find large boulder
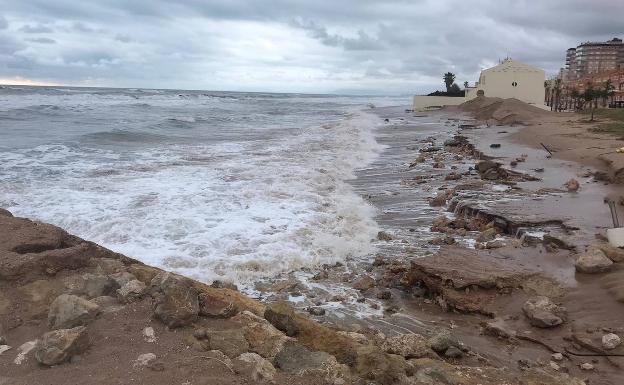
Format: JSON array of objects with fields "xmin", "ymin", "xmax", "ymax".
[
  {"xmin": 234, "ymin": 311, "xmax": 290, "ymax": 359},
  {"xmin": 378, "ymin": 333, "xmax": 433, "ymax": 359},
  {"xmin": 35, "ymin": 326, "xmax": 89, "ymax": 366},
  {"xmin": 598, "ymin": 244, "xmax": 624, "ymax": 263},
  {"xmin": 274, "ymin": 340, "xmax": 351, "ymax": 384},
  {"xmin": 274, "ymin": 340, "xmax": 336, "ymax": 374},
  {"xmin": 206, "ymin": 329, "xmax": 250, "ymax": 358},
  {"xmin": 198, "ymin": 292, "xmax": 238, "ymax": 318},
  {"xmin": 352, "ymin": 275, "xmax": 376, "ymax": 291},
  {"xmin": 522, "ymin": 296, "xmax": 567, "ymax": 328},
  {"xmin": 151, "ymin": 272, "xmax": 199, "ymax": 328},
  {"xmin": 264, "ymin": 302, "xmax": 299, "ymax": 337},
  {"xmin": 64, "ymin": 273, "xmax": 119, "ymax": 299},
  {"xmin": 575, "ymin": 248, "xmax": 613, "ymax": 274},
  {"xmin": 48, "ymin": 294, "xmax": 100, "ymax": 330},
  {"xmin": 116, "ymin": 280, "xmax": 146, "ymax": 303},
  {"xmin": 428, "ymin": 330, "xmax": 462, "ymax": 354},
  {"xmin": 233, "ymin": 352, "xmax": 276, "ymax": 382}
]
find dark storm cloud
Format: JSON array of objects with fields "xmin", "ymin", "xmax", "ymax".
[{"xmin": 0, "ymin": 0, "xmax": 622, "ymax": 93}]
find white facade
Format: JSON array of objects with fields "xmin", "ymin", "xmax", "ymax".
[
  {"xmin": 466, "ymin": 59, "xmax": 545, "ymax": 106},
  {"xmin": 414, "ymin": 59, "xmax": 547, "ymax": 111}
]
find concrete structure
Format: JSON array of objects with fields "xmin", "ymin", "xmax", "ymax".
[
  {"xmin": 413, "ymin": 59, "xmax": 547, "ymax": 111},
  {"xmin": 412, "ymin": 95, "xmax": 466, "ymax": 111}
]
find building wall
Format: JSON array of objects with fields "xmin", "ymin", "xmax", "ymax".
[
  {"xmin": 412, "ymin": 96, "xmax": 466, "ymax": 111},
  {"xmin": 474, "ymin": 60, "xmax": 546, "ymax": 106}
]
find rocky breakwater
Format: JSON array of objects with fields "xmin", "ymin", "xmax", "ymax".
[{"xmin": 0, "ymin": 209, "xmax": 586, "ymax": 384}]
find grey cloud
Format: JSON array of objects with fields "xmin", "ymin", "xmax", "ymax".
[
  {"xmin": 20, "ymin": 24, "xmax": 54, "ymax": 33},
  {"xmin": 0, "ymin": 16, "xmax": 7, "ymax": 30},
  {"xmin": 26, "ymin": 37, "xmax": 56, "ymax": 44},
  {"xmin": 0, "ymin": 0, "xmax": 621, "ymax": 93}
]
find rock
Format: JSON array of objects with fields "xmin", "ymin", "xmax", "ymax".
[
  {"xmin": 143, "ymin": 327, "xmax": 156, "ymax": 343},
  {"xmin": 35, "ymin": 326, "xmax": 89, "ymax": 366},
  {"xmin": 206, "ymin": 329, "xmax": 250, "ymax": 358},
  {"xmin": 580, "ymin": 362, "xmax": 594, "ymax": 370},
  {"xmin": 134, "ymin": 352, "xmax": 156, "ymax": 368},
  {"xmin": 0, "ymin": 345, "xmax": 11, "ymax": 355},
  {"xmin": 444, "ymin": 346, "xmax": 463, "ymax": 358},
  {"xmin": 601, "ymin": 333, "xmax": 621, "ymax": 350},
  {"xmin": 0, "ymin": 208, "xmax": 13, "ymax": 217},
  {"xmin": 198, "ymin": 292, "xmax": 238, "ymax": 318},
  {"xmin": 598, "ymin": 244, "xmax": 624, "ymax": 263},
  {"xmin": 116, "ymin": 280, "xmax": 146, "ymax": 303},
  {"xmin": 376, "ymin": 290, "xmax": 392, "ymax": 300},
  {"xmin": 475, "ymin": 160, "xmax": 499, "ymax": 173},
  {"xmin": 91, "ymin": 258, "xmax": 126, "ymax": 274},
  {"xmin": 128, "ymin": 264, "xmax": 160, "ymax": 285},
  {"xmin": 352, "ymin": 275, "xmax": 376, "ymax": 291},
  {"xmin": 522, "ymin": 296, "xmax": 567, "ymax": 328},
  {"xmin": 234, "ymin": 311, "xmax": 290, "ymax": 359},
  {"xmin": 307, "ymin": 307, "xmax": 326, "ymax": 316},
  {"xmin": 378, "ymin": 333, "xmax": 432, "ymax": 359},
  {"xmin": 151, "ymin": 272, "xmax": 199, "ymax": 328},
  {"xmin": 429, "ymin": 191, "xmax": 448, "ymax": 207},
  {"xmin": 428, "ymin": 330, "xmax": 460, "ymax": 354},
  {"xmin": 428, "ymin": 236, "xmax": 456, "ymax": 245},
  {"xmin": 432, "ymin": 161, "xmax": 445, "ymax": 169},
  {"xmin": 353, "ymin": 344, "xmax": 407, "ymax": 385},
  {"xmin": 483, "ymin": 318, "xmax": 516, "ymax": 339},
  {"xmin": 233, "ymin": 353, "xmax": 276, "ymax": 382},
  {"xmin": 274, "ymin": 340, "xmax": 336, "ymax": 374},
  {"xmin": 564, "ymin": 179, "xmax": 580, "ymax": 192},
  {"xmin": 91, "ymin": 296, "xmax": 124, "ymax": 313},
  {"xmin": 264, "ymin": 302, "xmax": 299, "ymax": 337},
  {"xmin": 551, "ymin": 352, "xmax": 564, "ymax": 361},
  {"xmin": 484, "ymin": 239, "xmax": 506, "ymax": 249},
  {"xmin": 81, "ymin": 273, "xmax": 119, "ymax": 298},
  {"xmin": 210, "ymin": 280, "xmax": 238, "ymax": 291},
  {"xmin": 109, "ymin": 271, "xmax": 137, "ymax": 287},
  {"xmin": 193, "ymin": 327, "xmax": 207, "ymax": 340},
  {"xmin": 575, "ymin": 248, "xmax": 613, "ymax": 274},
  {"xmin": 476, "ymin": 228, "xmax": 498, "ymax": 243},
  {"xmin": 490, "ymin": 143, "xmax": 501, "ymax": 148},
  {"xmin": 48, "ymin": 294, "xmax": 100, "ymax": 330},
  {"xmin": 14, "ymin": 340, "xmax": 38, "ymax": 364},
  {"xmin": 549, "ymin": 361, "xmax": 560, "ymax": 371},
  {"xmin": 377, "ymin": 231, "xmax": 393, "ymax": 241}
]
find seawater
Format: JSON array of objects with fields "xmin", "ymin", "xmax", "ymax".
[{"xmin": 0, "ymin": 86, "xmax": 408, "ymax": 285}]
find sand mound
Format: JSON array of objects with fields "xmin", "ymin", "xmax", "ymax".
[{"xmin": 459, "ymin": 97, "xmax": 550, "ymax": 125}]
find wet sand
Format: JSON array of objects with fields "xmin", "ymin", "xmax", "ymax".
[{"xmin": 353, "ymin": 105, "xmax": 624, "ymax": 384}]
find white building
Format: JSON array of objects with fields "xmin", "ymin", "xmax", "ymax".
[
  {"xmin": 465, "ymin": 59, "xmax": 545, "ymax": 106},
  {"xmin": 413, "ymin": 59, "xmax": 547, "ymax": 111}
]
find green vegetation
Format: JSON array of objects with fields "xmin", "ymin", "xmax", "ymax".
[{"xmin": 584, "ymin": 108, "xmax": 624, "ymax": 137}]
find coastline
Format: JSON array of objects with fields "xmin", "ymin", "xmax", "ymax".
[{"xmin": 2, "ymin": 99, "xmax": 623, "ymax": 384}]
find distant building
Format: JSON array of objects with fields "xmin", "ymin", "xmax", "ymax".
[
  {"xmin": 465, "ymin": 59, "xmax": 546, "ymax": 106},
  {"xmin": 564, "ymin": 38, "xmax": 624, "ymax": 80},
  {"xmin": 413, "ymin": 59, "xmax": 547, "ymax": 111}
]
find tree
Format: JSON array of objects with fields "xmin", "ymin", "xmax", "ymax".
[
  {"xmin": 463, "ymin": 81, "xmax": 469, "ymax": 89},
  {"xmin": 570, "ymin": 88, "xmax": 580, "ymax": 110},
  {"xmin": 443, "ymin": 72, "xmax": 456, "ymax": 93},
  {"xmin": 544, "ymin": 81, "xmax": 551, "ymax": 106},
  {"xmin": 449, "ymin": 83, "xmax": 461, "ymax": 93},
  {"xmin": 553, "ymin": 78, "xmax": 562, "ymax": 111},
  {"xmin": 600, "ymin": 79, "xmax": 615, "ymax": 107},
  {"xmin": 582, "ymin": 83, "xmax": 598, "ymax": 121}
]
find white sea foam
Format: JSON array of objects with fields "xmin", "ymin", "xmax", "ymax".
[{"xmin": 0, "ymin": 96, "xmax": 388, "ymax": 286}]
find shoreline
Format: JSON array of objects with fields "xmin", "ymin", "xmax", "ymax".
[{"xmin": 2, "ymin": 99, "xmax": 622, "ymax": 384}]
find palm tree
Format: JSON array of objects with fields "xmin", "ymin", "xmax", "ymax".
[
  {"xmin": 463, "ymin": 81, "xmax": 469, "ymax": 89},
  {"xmin": 553, "ymin": 78, "xmax": 562, "ymax": 111},
  {"xmin": 544, "ymin": 81, "xmax": 551, "ymax": 106},
  {"xmin": 443, "ymin": 72, "xmax": 456, "ymax": 93}
]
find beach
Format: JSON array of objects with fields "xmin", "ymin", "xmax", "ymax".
[{"xmin": 1, "ymin": 94, "xmax": 623, "ymax": 384}]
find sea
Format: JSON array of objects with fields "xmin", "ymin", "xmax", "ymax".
[{"xmin": 0, "ymin": 86, "xmax": 409, "ymax": 287}]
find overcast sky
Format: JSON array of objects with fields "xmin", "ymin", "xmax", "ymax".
[{"xmin": 0, "ymin": 0, "xmax": 622, "ymax": 94}]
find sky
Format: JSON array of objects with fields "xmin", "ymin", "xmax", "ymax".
[{"xmin": 0, "ymin": 0, "xmax": 623, "ymax": 94}]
